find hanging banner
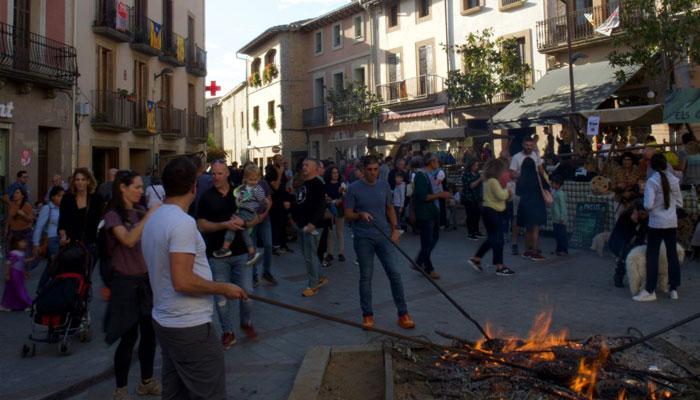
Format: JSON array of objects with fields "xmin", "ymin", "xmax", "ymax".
[
  {"xmin": 587, "ymin": 115, "xmax": 600, "ymax": 136},
  {"xmin": 146, "ymin": 100, "xmax": 157, "ymax": 134},
  {"xmin": 115, "ymin": 1, "xmax": 129, "ymax": 32},
  {"xmin": 176, "ymin": 36, "xmax": 186, "ymax": 63},
  {"xmin": 595, "ymin": 7, "xmax": 620, "ymax": 36},
  {"xmin": 149, "ymin": 20, "xmax": 162, "ymax": 50}
]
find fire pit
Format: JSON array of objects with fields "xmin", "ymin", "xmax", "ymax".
[{"xmin": 390, "ymin": 312, "xmax": 700, "ymax": 400}]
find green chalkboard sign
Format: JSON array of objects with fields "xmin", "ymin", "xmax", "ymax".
[{"xmin": 571, "ymin": 202, "xmax": 608, "ymax": 249}]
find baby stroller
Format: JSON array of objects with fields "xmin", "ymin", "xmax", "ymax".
[{"xmin": 22, "ymin": 242, "xmax": 93, "ymax": 357}]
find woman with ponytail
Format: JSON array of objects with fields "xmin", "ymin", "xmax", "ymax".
[{"xmin": 634, "ymin": 153, "xmax": 683, "ymax": 302}]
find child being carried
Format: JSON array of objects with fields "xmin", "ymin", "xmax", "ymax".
[{"xmin": 213, "ymin": 164, "xmax": 266, "ymax": 265}]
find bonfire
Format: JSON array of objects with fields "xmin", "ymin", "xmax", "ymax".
[{"xmin": 390, "ymin": 312, "xmax": 700, "ymax": 400}]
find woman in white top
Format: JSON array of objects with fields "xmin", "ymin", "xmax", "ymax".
[{"xmin": 634, "ymin": 153, "xmax": 683, "ymax": 302}]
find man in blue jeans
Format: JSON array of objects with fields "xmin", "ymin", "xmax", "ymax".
[
  {"xmin": 252, "ymin": 178, "xmax": 277, "ymax": 287},
  {"xmin": 197, "ymin": 161, "xmax": 258, "ymax": 350},
  {"xmin": 345, "ymin": 155, "xmax": 415, "ymax": 330}
]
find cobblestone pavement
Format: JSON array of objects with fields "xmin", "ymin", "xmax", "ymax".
[{"xmin": 1, "ymin": 227, "xmax": 699, "ymax": 400}]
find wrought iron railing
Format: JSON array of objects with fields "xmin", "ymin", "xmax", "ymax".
[
  {"xmin": 186, "ymin": 39, "xmax": 207, "ymax": 75},
  {"xmin": 91, "ymin": 90, "xmax": 135, "ymax": 130},
  {"xmin": 187, "ymin": 112, "xmax": 207, "ymax": 142},
  {"xmin": 131, "ymin": 16, "xmax": 162, "ymax": 53},
  {"xmin": 159, "ymin": 105, "xmax": 186, "ymax": 137},
  {"xmin": 93, "ymin": 0, "xmax": 133, "ymax": 36},
  {"xmin": 0, "ymin": 21, "xmax": 77, "ymax": 87},
  {"xmin": 536, "ymin": 4, "xmax": 619, "ymax": 51},
  {"xmin": 303, "ymin": 105, "xmax": 328, "ymax": 128},
  {"xmin": 375, "ymin": 75, "xmax": 443, "ymax": 105},
  {"xmin": 161, "ymin": 31, "xmax": 185, "ymax": 65}
]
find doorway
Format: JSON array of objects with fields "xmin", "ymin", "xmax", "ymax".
[
  {"xmin": 129, "ymin": 148, "xmax": 150, "ymax": 176},
  {"xmin": 92, "ymin": 147, "xmax": 119, "ymax": 183}
]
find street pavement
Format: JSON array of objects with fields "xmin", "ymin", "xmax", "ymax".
[{"xmin": 1, "ymin": 227, "xmax": 699, "ymax": 400}]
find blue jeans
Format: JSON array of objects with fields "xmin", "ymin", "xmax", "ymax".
[
  {"xmin": 553, "ymin": 223, "xmax": 568, "ymax": 253},
  {"xmin": 252, "ymin": 217, "xmax": 273, "ymax": 276},
  {"xmin": 475, "ymin": 207, "xmax": 505, "ymax": 265},
  {"xmin": 354, "ymin": 236, "xmax": 408, "ymax": 317},
  {"xmin": 297, "ymin": 226, "xmax": 321, "ymax": 287},
  {"xmin": 645, "ymin": 228, "xmax": 681, "ymax": 292},
  {"xmin": 415, "ymin": 218, "xmax": 440, "ymax": 273},
  {"xmin": 209, "ymin": 254, "xmax": 253, "ymax": 332}
]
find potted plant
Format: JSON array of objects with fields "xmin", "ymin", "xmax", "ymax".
[
  {"xmin": 266, "ymin": 114, "xmax": 276, "ymax": 130},
  {"xmin": 248, "ymin": 72, "xmax": 262, "ymax": 88},
  {"xmin": 252, "ymin": 118, "xmax": 260, "ymax": 131},
  {"xmin": 263, "ymin": 64, "xmax": 279, "ymax": 84}
]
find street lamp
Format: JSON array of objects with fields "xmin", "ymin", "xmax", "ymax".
[{"xmin": 152, "ymin": 67, "xmax": 173, "ymax": 172}]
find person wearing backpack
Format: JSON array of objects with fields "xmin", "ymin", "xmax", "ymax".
[{"xmin": 102, "ymin": 170, "xmax": 161, "ymax": 400}]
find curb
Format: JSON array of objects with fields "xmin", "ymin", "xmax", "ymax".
[{"xmin": 37, "ymin": 367, "xmax": 114, "ymax": 400}]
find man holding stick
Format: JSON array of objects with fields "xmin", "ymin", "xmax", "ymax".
[{"xmin": 345, "ymin": 155, "xmax": 415, "ymax": 330}]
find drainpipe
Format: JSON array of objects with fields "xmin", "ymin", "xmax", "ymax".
[
  {"xmin": 444, "ymin": 0, "xmax": 454, "ymax": 129},
  {"xmin": 72, "ymin": 0, "xmax": 78, "ymax": 169},
  {"xmin": 236, "ymin": 52, "xmax": 250, "ymax": 162}
]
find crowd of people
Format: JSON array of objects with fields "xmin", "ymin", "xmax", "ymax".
[{"xmin": 0, "ymin": 125, "xmax": 694, "ymax": 398}]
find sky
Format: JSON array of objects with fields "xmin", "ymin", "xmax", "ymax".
[{"xmin": 205, "ymin": 0, "xmax": 349, "ymax": 98}]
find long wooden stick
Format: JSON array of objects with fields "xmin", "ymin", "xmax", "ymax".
[{"xmin": 611, "ymin": 312, "xmax": 700, "ymax": 354}]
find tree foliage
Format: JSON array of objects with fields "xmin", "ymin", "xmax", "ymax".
[
  {"xmin": 326, "ymin": 83, "xmax": 381, "ymax": 124},
  {"xmin": 609, "ymin": 0, "xmax": 700, "ymax": 98},
  {"xmin": 446, "ymin": 29, "xmax": 531, "ymax": 107}
]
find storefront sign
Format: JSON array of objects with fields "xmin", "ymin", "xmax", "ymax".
[
  {"xmin": 0, "ymin": 102, "xmax": 14, "ymax": 118},
  {"xmin": 20, "ymin": 149, "xmax": 31, "ymax": 166},
  {"xmin": 586, "ymin": 115, "xmax": 600, "ymax": 136}
]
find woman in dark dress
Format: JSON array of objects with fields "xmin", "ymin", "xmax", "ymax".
[
  {"xmin": 58, "ymin": 168, "xmax": 103, "ymax": 259},
  {"xmin": 516, "ymin": 157, "xmax": 549, "ymax": 261}
]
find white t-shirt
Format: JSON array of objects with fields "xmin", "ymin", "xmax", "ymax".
[
  {"xmin": 142, "ymin": 204, "xmax": 213, "ymax": 328},
  {"xmin": 509, "ymin": 151, "xmax": 542, "ymax": 175}
]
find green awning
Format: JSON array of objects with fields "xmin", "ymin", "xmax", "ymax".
[
  {"xmin": 664, "ymin": 88, "xmax": 700, "ymax": 124},
  {"xmin": 402, "ymin": 126, "xmax": 490, "ymax": 143},
  {"xmin": 492, "ymin": 60, "xmax": 641, "ymax": 129}
]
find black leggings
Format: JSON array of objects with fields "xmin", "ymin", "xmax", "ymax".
[{"xmin": 114, "ymin": 316, "xmax": 157, "ymax": 388}]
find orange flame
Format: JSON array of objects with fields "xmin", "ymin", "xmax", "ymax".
[
  {"xmin": 617, "ymin": 389, "xmax": 626, "ymax": 400},
  {"xmin": 570, "ymin": 343, "xmax": 609, "ymax": 400}
]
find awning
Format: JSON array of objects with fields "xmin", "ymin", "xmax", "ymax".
[
  {"xmin": 492, "ymin": 60, "xmax": 641, "ymax": 129},
  {"xmin": 664, "ymin": 88, "xmax": 700, "ymax": 124},
  {"xmin": 401, "ymin": 126, "xmax": 490, "ymax": 143},
  {"xmin": 382, "ymin": 105, "xmax": 446, "ymax": 122},
  {"xmin": 328, "ymin": 137, "xmax": 399, "ymax": 147},
  {"xmin": 579, "ymin": 104, "xmax": 663, "ymax": 126}
]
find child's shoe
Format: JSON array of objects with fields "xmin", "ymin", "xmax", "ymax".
[
  {"xmin": 246, "ymin": 252, "xmax": 262, "ymax": 266},
  {"xmin": 213, "ymin": 248, "xmax": 232, "ymax": 258}
]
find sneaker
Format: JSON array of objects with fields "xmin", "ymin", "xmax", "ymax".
[
  {"xmin": 213, "ymin": 248, "xmax": 232, "ymax": 258},
  {"xmin": 521, "ymin": 250, "xmax": 533, "ymax": 260},
  {"xmin": 309, "ymin": 230, "xmax": 320, "ymax": 236},
  {"xmin": 338, "ymin": 254, "xmax": 346, "ymax": 262},
  {"xmin": 496, "ymin": 266, "xmax": 516, "ymax": 276},
  {"xmin": 475, "ymin": 232, "xmax": 487, "ymax": 239},
  {"xmin": 317, "ymin": 276, "xmax": 329, "ymax": 288},
  {"xmin": 240, "ymin": 324, "xmax": 259, "ymax": 341},
  {"xmin": 113, "ymin": 387, "xmax": 132, "ymax": 400},
  {"xmin": 322, "ymin": 260, "xmax": 333, "ymax": 269},
  {"xmin": 468, "ymin": 257, "xmax": 483, "ymax": 272},
  {"xmin": 262, "ymin": 272, "xmax": 278, "ymax": 286},
  {"xmin": 354, "ymin": 260, "xmax": 360, "ymax": 266},
  {"xmin": 511, "ymin": 245, "xmax": 519, "ymax": 255},
  {"xmin": 468, "ymin": 235, "xmax": 479, "ymax": 241},
  {"xmin": 429, "ymin": 271, "xmax": 440, "ymax": 280},
  {"xmin": 669, "ymin": 290, "xmax": 678, "ymax": 300},
  {"xmin": 137, "ymin": 378, "xmax": 162, "ymax": 396},
  {"xmin": 222, "ymin": 332, "xmax": 237, "ymax": 350},
  {"xmin": 529, "ymin": 252, "xmax": 546, "ymax": 261},
  {"xmin": 302, "ymin": 287, "xmax": 318, "ymax": 297},
  {"xmin": 253, "ymin": 275, "xmax": 260, "ymax": 288},
  {"xmin": 246, "ymin": 252, "xmax": 262, "ymax": 266},
  {"xmin": 633, "ymin": 289, "xmax": 657, "ymax": 302},
  {"xmin": 324, "ymin": 254, "xmax": 333, "ymax": 263},
  {"xmin": 362, "ymin": 315, "xmax": 375, "ymax": 330},
  {"xmin": 397, "ymin": 314, "xmax": 416, "ymax": 329},
  {"xmin": 0, "ymin": 306, "xmax": 11, "ymax": 312}
]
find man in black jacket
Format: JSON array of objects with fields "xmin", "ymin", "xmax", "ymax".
[
  {"xmin": 291, "ymin": 158, "xmax": 328, "ymax": 297},
  {"xmin": 266, "ymin": 155, "xmax": 294, "ymax": 253}
]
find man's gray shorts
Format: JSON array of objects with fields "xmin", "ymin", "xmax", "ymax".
[{"xmin": 154, "ymin": 321, "xmax": 226, "ymax": 400}]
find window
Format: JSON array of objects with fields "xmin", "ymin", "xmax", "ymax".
[
  {"xmin": 387, "ymin": 51, "xmax": 402, "ymax": 100},
  {"xmin": 332, "ymin": 72, "xmax": 344, "ymax": 91},
  {"xmin": 417, "ymin": 44, "xmax": 433, "ymax": 95},
  {"xmin": 463, "ymin": 0, "xmax": 480, "ymax": 11},
  {"xmin": 417, "ymin": 0, "xmax": 430, "ymax": 18},
  {"xmin": 353, "ymin": 67, "xmax": 366, "ymax": 86},
  {"xmin": 314, "ymin": 31, "xmax": 323, "ymax": 54},
  {"xmin": 332, "ymin": 23, "xmax": 342, "ymax": 49},
  {"xmin": 251, "ymin": 57, "xmax": 261, "ymax": 76},
  {"xmin": 240, "ymin": 112, "xmax": 244, "ymax": 128},
  {"xmin": 264, "ymin": 49, "xmax": 276, "ymax": 66},
  {"xmin": 388, "ymin": 1, "xmax": 399, "ymax": 28},
  {"xmin": 515, "ymin": 37, "xmax": 526, "ymax": 66},
  {"xmin": 268, "ymin": 101, "xmax": 275, "ymax": 118},
  {"xmin": 253, "ymin": 106, "xmax": 260, "ymax": 131},
  {"xmin": 97, "ymin": 46, "xmax": 114, "ymax": 93},
  {"xmin": 314, "ymin": 77, "xmax": 325, "ymax": 106},
  {"xmin": 354, "ymin": 15, "xmax": 364, "ymax": 39}
]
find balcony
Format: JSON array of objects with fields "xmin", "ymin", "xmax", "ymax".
[
  {"xmin": 187, "ymin": 112, "xmax": 207, "ymax": 143},
  {"xmin": 186, "ymin": 40, "xmax": 207, "ymax": 77},
  {"xmin": 93, "ymin": 0, "xmax": 133, "ymax": 42},
  {"xmin": 0, "ymin": 22, "xmax": 78, "ymax": 89},
  {"xmin": 159, "ymin": 105, "xmax": 186, "ymax": 140},
  {"xmin": 90, "ymin": 90, "xmax": 135, "ymax": 132},
  {"xmin": 130, "ymin": 16, "xmax": 162, "ymax": 57},
  {"xmin": 159, "ymin": 31, "xmax": 186, "ymax": 67},
  {"xmin": 303, "ymin": 105, "xmax": 327, "ymax": 128},
  {"xmin": 375, "ymin": 75, "xmax": 444, "ymax": 107},
  {"xmin": 536, "ymin": 4, "xmax": 620, "ymax": 52}
]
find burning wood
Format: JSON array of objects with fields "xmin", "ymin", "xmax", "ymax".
[{"xmin": 391, "ymin": 312, "xmax": 700, "ymax": 400}]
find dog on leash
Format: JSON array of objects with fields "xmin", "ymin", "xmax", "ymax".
[
  {"xmin": 625, "ymin": 243, "xmax": 684, "ymax": 295},
  {"xmin": 590, "ymin": 232, "xmax": 611, "ymax": 257}
]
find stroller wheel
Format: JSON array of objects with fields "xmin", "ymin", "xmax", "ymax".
[{"xmin": 58, "ymin": 341, "xmax": 70, "ymax": 356}]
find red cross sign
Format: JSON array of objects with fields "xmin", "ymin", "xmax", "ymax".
[{"xmin": 205, "ymin": 81, "xmax": 222, "ymax": 96}]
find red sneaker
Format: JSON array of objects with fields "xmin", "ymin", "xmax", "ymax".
[
  {"xmin": 240, "ymin": 324, "xmax": 259, "ymax": 341},
  {"xmin": 221, "ymin": 332, "xmax": 236, "ymax": 350},
  {"xmin": 362, "ymin": 315, "xmax": 374, "ymax": 330},
  {"xmin": 397, "ymin": 314, "xmax": 416, "ymax": 329}
]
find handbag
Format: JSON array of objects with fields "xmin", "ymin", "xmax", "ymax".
[{"xmin": 537, "ymin": 171, "xmax": 554, "ymax": 207}]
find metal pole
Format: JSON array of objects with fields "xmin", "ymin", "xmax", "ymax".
[{"xmin": 565, "ymin": 0, "xmax": 577, "ymax": 154}]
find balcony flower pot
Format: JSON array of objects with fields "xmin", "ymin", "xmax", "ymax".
[
  {"xmin": 266, "ymin": 115, "xmax": 276, "ymax": 130},
  {"xmin": 263, "ymin": 64, "xmax": 279, "ymax": 85},
  {"xmin": 248, "ymin": 72, "xmax": 262, "ymax": 88},
  {"xmin": 252, "ymin": 119, "xmax": 260, "ymax": 131}
]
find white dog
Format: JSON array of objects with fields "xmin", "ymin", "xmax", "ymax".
[
  {"xmin": 625, "ymin": 243, "xmax": 684, "ymax": 295},
  {"xmin": 590, "ymin": 232, "xmax": 611, "ymax": 257}
]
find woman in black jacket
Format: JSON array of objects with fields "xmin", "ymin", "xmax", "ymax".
[{"xmin": 58, "ymin": 168, "xmax": 104, "ymax": 256}]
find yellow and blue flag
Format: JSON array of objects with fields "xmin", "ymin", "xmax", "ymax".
[
  {"xmin": 149, "ymin": 21, "xmax": 162, "ymax": 50},
  {"xmin": 176, "ymin": 36, "xmax": 186, "ymax": 63},
  {"xmin": 146, "ymin": 100, "xmax": 156, "ymax": 134}
]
